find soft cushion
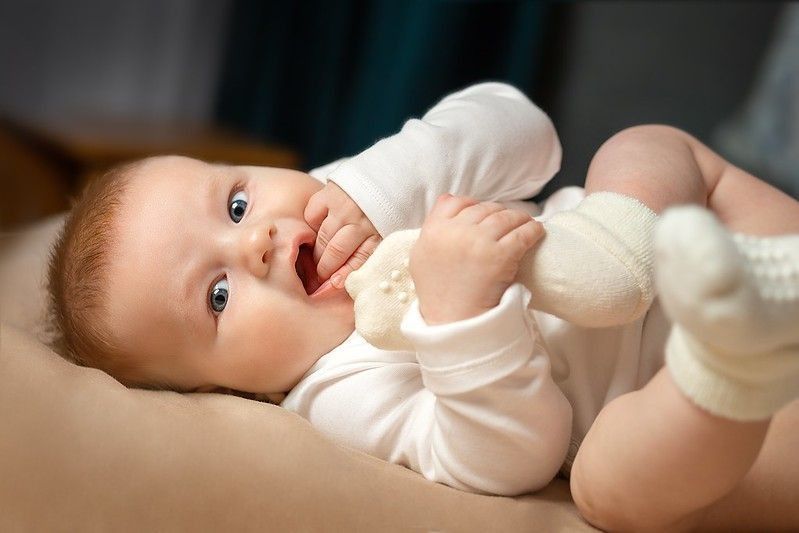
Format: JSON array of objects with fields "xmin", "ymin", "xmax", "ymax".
[{"xmin": 0, "ymin": 215, "xmax": 593, "ymax": 531}]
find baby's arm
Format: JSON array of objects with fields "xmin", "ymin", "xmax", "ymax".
[
  {"xmin": 319, "ymin": 82, "xmax": 561, "ymax": 237},
  {"xmin": 305, "ymin": 82, "xmax": 559, "ymax": 290},
  {"xmin": 284, "ymin": 283, "xmax": 573, "ymax": 496}
]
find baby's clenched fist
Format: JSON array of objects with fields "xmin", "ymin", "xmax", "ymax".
[
  {"xmin": 304, "ymin": 181, "xmax": 381, "ymax": 289},
  {"xmin": 410, "ymin": 194, "xmax": 544, "ymax": 325}
]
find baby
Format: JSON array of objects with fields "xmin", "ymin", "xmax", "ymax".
[{"xmin": 48, "ymin": 83, "xmax": 799, "ymax": 531}]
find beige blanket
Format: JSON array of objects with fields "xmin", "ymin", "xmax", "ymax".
[{"xmin": 0, "ymin": 215, "xmax": 594, "ymax": 531}]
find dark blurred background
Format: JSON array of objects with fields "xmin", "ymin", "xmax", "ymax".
[{"xmin": 2, "ymin": 0, "xmax": 797, "ymax": 230}]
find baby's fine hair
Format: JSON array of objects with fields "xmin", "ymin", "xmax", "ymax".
[{"xmin": 46, "ymin": 158, "xmax": 174, "ymax": 391}]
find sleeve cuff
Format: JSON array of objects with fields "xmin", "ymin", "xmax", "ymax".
[
  {"xmin": 327, "ymin": 166, "xmax": 406, "ymax": 237},
  {"xmin": 400, "ymin": 283, "xmax": 537, "ymax": 395},
  {"xmin": 308, "ymin": 157, "xmax": 350, "ymax": 183}
]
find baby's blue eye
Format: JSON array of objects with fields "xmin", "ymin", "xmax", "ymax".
[
  {"xmin": 229, "ymin": 190, "xmax": 248, "ymax": 223},
  {"xmin": 210, "ymin": 278, "xmax": 229, "ymax": 313}
]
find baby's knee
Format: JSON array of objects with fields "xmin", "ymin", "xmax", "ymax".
[
  {"xmin": 571, "ymin": 464, "xmax": 655, "ymax": 532},
  {"xmin": 599, "ymin": 124, "xmax": 690, "ymax": 155},
  {"xmin": 570, "ymin": 442, "xmax": 630, "ymax": 531},
  {"xmin": 590, "ymin": 124, "xmax": 707, "ymax": 199},
  {"xmin": 568, "ymin": 402, "xmax": 672, "ymax": 532},
  {"xmin": 571, "ymin": 452, "xmax": 698, "ymax": 533}
]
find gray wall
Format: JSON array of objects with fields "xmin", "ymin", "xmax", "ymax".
[
  {"xmin": 545, "ymin": 2, "xmax": 784, "ymax": 192},
  {"xmin": 0, "ymin": 0, "xmax": 231, "ymax": 125}
]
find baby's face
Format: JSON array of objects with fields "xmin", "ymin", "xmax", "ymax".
[{"xmin": 105, "ymin": 156, "xmax": 355, "ymax": 393}]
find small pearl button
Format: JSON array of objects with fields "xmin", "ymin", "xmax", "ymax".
[
  {"xmin": 397, "ymin": 292, "xmax": 408, "ymax": 302},
  {"xmin": 390, "ymin": 270, "xmax": 401, "ymax": 281},
  {"xmin": 379, "ymin": 281, "xmax": 390, "ymax": 292}
]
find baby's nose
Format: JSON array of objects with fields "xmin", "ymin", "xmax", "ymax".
[{"xmin": 241, "ymin": 224, "xmax": 275, "ymax": 277}]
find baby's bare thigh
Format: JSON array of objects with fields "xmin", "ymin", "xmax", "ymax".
[
  {"xmin": 695, "ymin": 398, "xmax": 799, "ymax": 531},
  {"xmin": 708, "ymin": 165, "xmax": 799, "ymax": 235}
]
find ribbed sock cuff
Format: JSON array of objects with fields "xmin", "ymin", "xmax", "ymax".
[{"xmin": 666, "ymin": 326, "xmax": 799, "ymax": 421}]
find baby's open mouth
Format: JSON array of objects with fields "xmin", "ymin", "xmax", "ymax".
[{"xmin": 295, "ymin": 243, "xmax": 322, "ymax": 295}]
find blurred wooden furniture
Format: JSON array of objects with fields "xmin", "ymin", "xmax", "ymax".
[
  {"xmin": 0, "ymin": 121, "xmax": 71, "ymax": 231},
  {"xmin": 0, "ymin": 117, "xmax": 300, "ymax": 231}
]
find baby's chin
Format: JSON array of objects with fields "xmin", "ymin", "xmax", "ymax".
[
  {"xmin": 341, "ymin": 293, "xmax": 356, "ymax": 325},
  {"xmin": 317, "ymin": 288, "xmax": 356, "ymax": 328}
]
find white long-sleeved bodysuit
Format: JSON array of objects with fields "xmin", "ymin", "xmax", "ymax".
[{"xmin": 280, "ymin": 83, "xmax": 672, "ymax": 496}]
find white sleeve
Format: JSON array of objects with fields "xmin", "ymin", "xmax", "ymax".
[
  {"xmin": 316, "ymin": 82, "xmax": 561, "ymax": 236},
  {"xmin": 289, "ymin": 284, "xmax": 573, "ymax": 496}
]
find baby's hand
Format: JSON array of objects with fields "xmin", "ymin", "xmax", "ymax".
[
  {"xmin": 304, "ymin": 182, "xmax": 381, "ymax": 288},
  {"xmin": 411, "ymin": 194, "xmax": 544, "ymax": 325}
]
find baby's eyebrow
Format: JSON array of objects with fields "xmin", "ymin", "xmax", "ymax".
[
  {"xmin": 179, "ymin": 259, "xmax": 207, "ymax": 336},
  {"xmin": 205, "ymin": 170, "xmax": 226, "ymax": 216},
  {"xmin": 176, "ymin": 248, "xmax": 212, "ymax": 342},
  {"xmin": 176, "ymin": 171, "xmax": 227, "ymax": 339}
]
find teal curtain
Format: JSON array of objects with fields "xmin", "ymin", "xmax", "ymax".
[{"xmin": 216, "ymin": 0, "xmax": 550, "ymax": 170}]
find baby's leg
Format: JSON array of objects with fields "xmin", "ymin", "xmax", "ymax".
[
  {"xmin": 582, "ymin": 124, "xmax": 709, "ymax": 212},
  {"xmin": 695, "ymin": 397, "xmax": 799, "ymax": 531},
  {"xmin": 584, "ymin": 123, "xmax": 799, "ymax": 235},
  {"xmin": 525, "ymin": 125, "xmax": 708, "ymax": 327},
  {"xmin": 527, "ymin": 122, "xmax": 799, "ymax": 327},
  {"xmin": 571, "ymin": 369, "xmax": 771, "ymax": 532},
  {"xmin": 569, "ymin": 195, "xmax": 799, "ymax": 529},
  {"xmin": 571, "ymin": 374, "xmax": 799, "ymax": 532}
]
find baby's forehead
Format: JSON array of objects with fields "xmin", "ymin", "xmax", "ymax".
[
  {"xmin": 112, "ymin": 160, "xmax": 205, "ymax": 296},
  {"xmin": 118, "ymin": 153, "xmax": 240, "ymax": 247},
  {"xmin": 134, "ymin": 155, "xmax": 211, "ymax": 183},
  {"xmin": 106, "ymin": 200, "xmax": 206, "ymax": 354},
  {"xmin": 143, "ymin": 154, "xmax": 208, "ymax": 170},
  {"xmin": 122, "ymin": 157, "xmax": 217, "ymax": 211}
]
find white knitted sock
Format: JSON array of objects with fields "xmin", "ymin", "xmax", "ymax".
[
  {"xmin": 519, "ymin": 191, "xmax": 658, "ymax": 327},
  {"xmin": 656, "ymin": 205, "xmax": 799, "ymax": 421}
]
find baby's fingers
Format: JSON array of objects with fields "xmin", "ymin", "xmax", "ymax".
[
  {"xmin": 499, "ymin": 218, "xmax": 545, "ymax": 255},
  {"xmin": 304, "ymin": 190, "xmax": 329, "ymax": 232},
  {"xmin": 316, "ymin": 224, "xmax": 367, "ymax": 281},
  {"xmin": 313, "ymin": 215, "xmax": 343, "ymax": 265},
  {"xmin": 429, "ymin": 193, "xmax": 479, "ymax": 220},
  {"xmin": 481, "ymin": 209, "xmax": 537, "ymax": 240},
  {"xmin": 328, "ymin": 234, "xmax": 382, "ymax": 288}
]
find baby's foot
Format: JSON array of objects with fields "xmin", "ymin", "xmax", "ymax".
[
  {"xmin": 655, "ymin": 205, "xmax": 799, "ymax": 420},
  {"xmin": 655, "ymin": 206, "xmax": 799, "ymax": 356},
  {"xmin": 521, "ymin": 192, "xmax": 658, "ymax": 327}
]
